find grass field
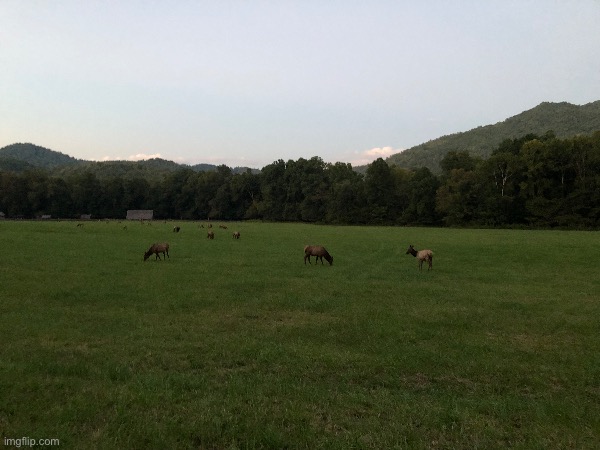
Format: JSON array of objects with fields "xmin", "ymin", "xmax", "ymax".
[{"xmin": 0, "ymin": 220, "xmax": 599, "ymax": 449}]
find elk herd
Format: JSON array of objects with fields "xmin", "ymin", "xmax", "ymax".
[{"xmin": 142, "ymin": 223, "xmax": 433, "ymax": 272}]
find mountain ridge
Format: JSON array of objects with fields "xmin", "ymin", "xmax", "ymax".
[
  {"xmin": 0, "ymin": 143, "xmax": 259, "ymax": 177},
  {"xmin": 2, "ymin": 100, "xmax": 599, "ymax": 176},
  {"xmin": 384, "ymin": 100, "xmax": 600, "ymax": 173}
]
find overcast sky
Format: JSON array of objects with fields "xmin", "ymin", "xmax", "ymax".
[{"xmin": 1, "ymin": 1, "xmax": 599, "ymax": 168}]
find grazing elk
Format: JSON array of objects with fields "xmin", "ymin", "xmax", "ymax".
[
  {"xmin": 143, "ymin": 243, "xmax": 170, "ymax": 261},
  {"xmin": 173, "ymin": 226, "xmax": 180, "ymax": 233},
  {"xmin": 207, "ymin": 231, "xmax": 215, "ymax": 239},
  {"xmin": 405, "ymin": 245, "xmax": 433, "ymax": 271},
  {"xmin": 232, "ymin": 231, "xmax": 240, "ymax": 239},
  {"xmin": 219, "ymin": 224, "xmax": 228, "ymax": 229},
  {"xmin": 304, "ymin": 245, "xmax": 333, "ymax": 266}
]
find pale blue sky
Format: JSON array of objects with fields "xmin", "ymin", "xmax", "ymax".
[{"xmin": 1, "ymin": 1, "xmax": 599, "ymax": 168}]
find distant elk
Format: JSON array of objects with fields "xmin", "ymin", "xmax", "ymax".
[
  {"xmin": 173, "ymin": 226, "xmax": 180, "ymax": 233},
  {"xmin": 143, "ymin": 243, "xmax": 170, "ymax": 261},
  {"xmin": 207, "ymin": 231, "xmax": 215, "ymax": 239},
  {"xmin": 405, "ymin": 245, "xmax": 433, "ymax": 271},
  {"xmin": 304, "ymin": 245, "xmax": 333, "ymax": 266},
  {"xmin": 219, "ymin": 224, "xmax": 228, "ymax": 229},
  {"xmin": 232, "ymin": 231, "xmax": 240, "ymax": 239}
]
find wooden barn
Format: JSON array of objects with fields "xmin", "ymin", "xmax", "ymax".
[{"xmin": 126, "ymin": 210, "xmax": 154, "ymax": 220}]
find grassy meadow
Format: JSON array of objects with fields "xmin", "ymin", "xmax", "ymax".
[{"xmin": 0, "ymin": 220, "xmax": 599, "ymax": 449}]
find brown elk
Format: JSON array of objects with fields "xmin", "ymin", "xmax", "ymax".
[
  {"xmin": 405, "ymin": 245, "xmax": 433, "ymax": 271},
  {"xmin": 207, "ymin": 231, "xmax": 215, "ymax": 239},
  {"xmin": 304, "ymin": 245, "xmax": 333, "ymax": 265},
  {"xmin": 143, "ymin": 243, "xmax": 169, "ymax": 261},
  {"xmin": 173, "ymin": 226, "xmax": 180, "ymax": 232},
  {"xmin": 232, "ymin": 231, "xmax": 240, "ymax": 239}
]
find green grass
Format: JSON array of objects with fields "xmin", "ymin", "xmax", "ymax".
[{"xmin": 0, "ymin": 220, "xmax": 599, "ymax": 449}]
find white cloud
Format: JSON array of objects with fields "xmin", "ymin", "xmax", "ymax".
[
  {"xmin": 98, "ymin": 153, "xmax": 162, "ymax": 162},
  {"xmin": 127, "ymin": 153, "xmax": 162, "ymax": 161},
  {"xmin": 364, "ymin": 146, "xmax": 398, "ymax": 157},
  {"xmin": 349, "ymin": 146, "xmax": 404, "ymax": 166}
]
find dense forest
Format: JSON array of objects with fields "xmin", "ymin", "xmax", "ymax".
[{"xmin": 1, "ymin": 132, "xmax": 599, "ymax": 228}]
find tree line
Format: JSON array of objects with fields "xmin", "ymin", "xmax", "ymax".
[{"xmin": 1, "ymin": 131, "xmax": 599, "ymax": 228}]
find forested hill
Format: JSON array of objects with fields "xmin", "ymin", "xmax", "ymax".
[
  {"xmin": 0, "ymin": 143, "xmax": 83, "ymax": 169},
  {"xmin": 0, "ymin": 143, "xmax": 258, "ymax": 177},
  {"xmin": 385, "ymin": 101, "xmax": 600, "ymax": 173}
]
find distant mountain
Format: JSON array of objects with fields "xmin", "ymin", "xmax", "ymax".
[
  {"xmin": 385, "ymin": 101, "xmax": 600, "ymax": 173},
  {"xmin": 0, "ymin": 143, "xmax": 83, "ymax": 169},
  {"xmin": 0, "ymin": 143, "xmax": 260, "ymax": 177},
  {"xmin": 50, "ymin": 158, "xmax": 186, "ymax": 179},
  {"xmin": 190, "ymin": 163, "xmax": 260, "ymax": 175},
  {"xmin": 5, "ymin": 101, "xmax": 599, "ymax": 177}
]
